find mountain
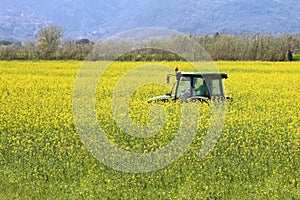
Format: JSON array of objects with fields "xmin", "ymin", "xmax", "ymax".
[{"xmin": 0, "ymin": 0, "xmax": 299, "ymax": 41}]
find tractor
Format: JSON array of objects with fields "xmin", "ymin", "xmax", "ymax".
[{"xmin": 148, "ymin": 67, "xmax": 231, "ymax": 104}]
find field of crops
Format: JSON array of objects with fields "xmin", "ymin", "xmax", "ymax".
[{"xmin": 0, "ymin": 61, "xmax": 299, "ymax": 199}]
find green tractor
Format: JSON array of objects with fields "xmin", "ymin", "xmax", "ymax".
[{"xmin": 148, "ymin": 67, "xmax": 231, "ymax": 104}]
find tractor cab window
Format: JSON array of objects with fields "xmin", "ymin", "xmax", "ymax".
[
  {"xmin": 176, "ymin": 77, "xmax": 191, "ymax": 99},
  {"xmin": 193, "ymin": 77, "xmax": 203, "ymax": 92},
  {"xmin": 208, "ymin": 79, "xmax": 224, "ymax": 96},
  {"xmin": 193, "ymin": 77, "xmax": 209, "ymax": 97}
]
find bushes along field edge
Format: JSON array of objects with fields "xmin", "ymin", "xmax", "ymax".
[{"xmin": 1, "ymin": 33, "xmax": 300, "ymax": 61}]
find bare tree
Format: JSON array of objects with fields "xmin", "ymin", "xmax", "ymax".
[{"xmin": 35, "ymin": 25, "xmax": 64, "ymax": 59}]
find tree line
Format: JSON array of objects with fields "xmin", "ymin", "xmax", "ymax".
[{"xmin": 0, "ymin": 26, "xmax": 299, "ymax": 61}]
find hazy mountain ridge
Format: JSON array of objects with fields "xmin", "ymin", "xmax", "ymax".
[{"xmin": 0, "ymin": 0, "xmax": 299, "ymax": 41}]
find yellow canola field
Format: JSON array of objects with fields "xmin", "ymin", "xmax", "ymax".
[{"xmin": 0, "ymin": 61, "xmax": 299, "ymax": 199}]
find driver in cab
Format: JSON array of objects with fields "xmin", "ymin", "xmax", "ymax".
[{"xmin": 195, "ymin": 80, "xmax": 209, "ymax": 97}]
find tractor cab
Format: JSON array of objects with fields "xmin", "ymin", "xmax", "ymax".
[{"xmin": 148, "ymin": 67, "xmax": 230, "ymax": 103}]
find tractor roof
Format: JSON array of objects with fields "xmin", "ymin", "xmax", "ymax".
[{"xmin": 178, "ymin": 72, "xmax": 228, "ymax": 79}]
